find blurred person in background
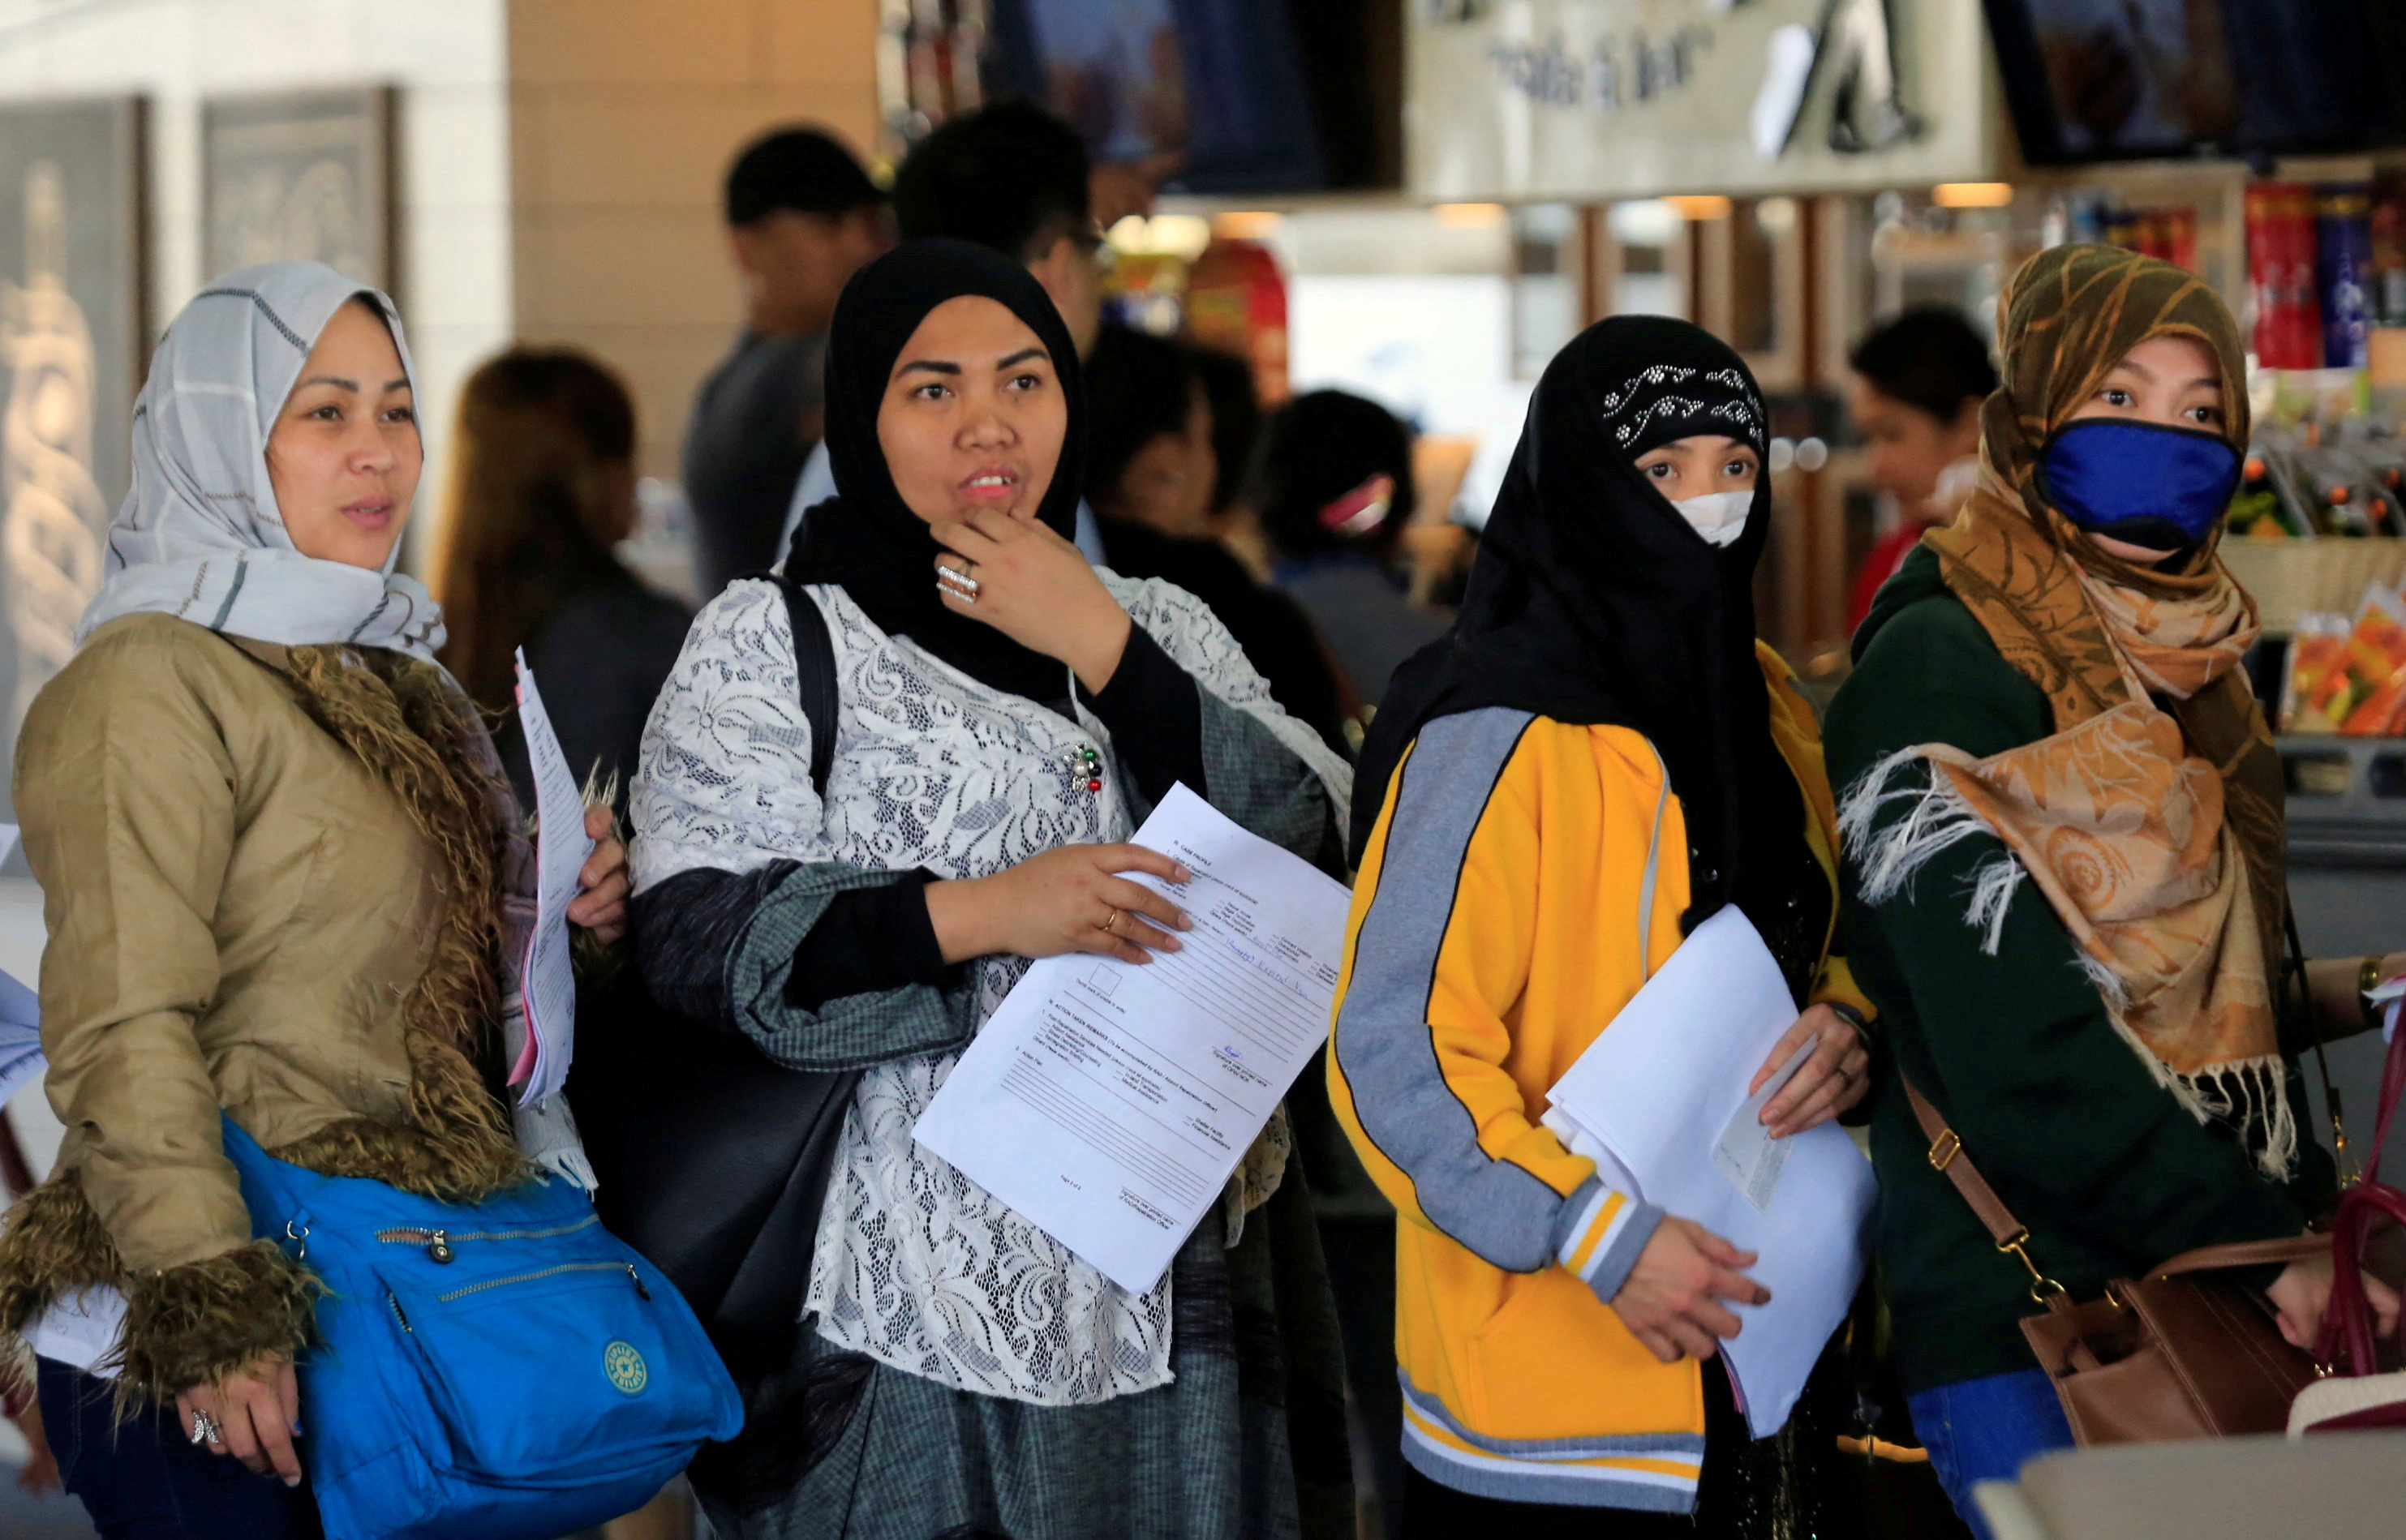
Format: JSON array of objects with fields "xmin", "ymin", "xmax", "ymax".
[
  {"xmin": 1187, "ymin": 345, "xmax": 1271, "ymax": 576},
  {"xmin": 1844, "ymin": 306, "xmax": 1996, "ymax": 632},
  {"xmin": 1257, "ymin": 390, "xmax": 1451, "ymax": 713},
  {"xmin": 1084, "ymin": 325, "xmax": 1348, "ymax": 752},
  {"xmin": 784, "ymin": 101, "xmax": 1115, "ymax": 557},
  {"xmin": 437, "ymin": 347, "xmax": 690, "ymax": 817},
  {"xmin": 685, "ymin": 127, "xmax": 890, "ymax": 597}
]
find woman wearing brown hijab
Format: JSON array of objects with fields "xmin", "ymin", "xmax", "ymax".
[{"xmin": 1827, "ymin": 245, "xmax": 2404, "ymax": 1537}]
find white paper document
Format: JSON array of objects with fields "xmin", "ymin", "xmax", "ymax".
[
  {"xmin": 913, "ymin": 783, "xmax": 1351, "ymax": 1295},
  {"xmin": 1545, "ymin": 907, "xmax": 1875, "ymax": 1439},
  {"xmin": 510, "ymin": 651, "xmax": 594, "ymax": 1108}
]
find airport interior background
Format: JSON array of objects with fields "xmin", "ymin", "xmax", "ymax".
[{"xmin": 2, "ymin": 2, "xmax": 2405, "ymax": 1536}]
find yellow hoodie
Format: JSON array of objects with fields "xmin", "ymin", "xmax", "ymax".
[{"xmin": 1326, "ymin": 647, "xmax": 1867, "ymax": 1512}]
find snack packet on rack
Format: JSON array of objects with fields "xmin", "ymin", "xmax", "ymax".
[
  {"xmin": 2306, "ymin": 581, "xmax": 2406, "ymax": 735},
  {"xmin": 2282, "ymin": 612, "xmax": 2352, "ymax": 733}
]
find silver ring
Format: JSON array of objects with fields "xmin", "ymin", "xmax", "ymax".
[
  {"xmin": 189, "ymin": 1408, "xmax": 221, "ymax": 1446},
  {"xmin": 936, "ymin": 564, "xmax": 982, "ymax": 601}
]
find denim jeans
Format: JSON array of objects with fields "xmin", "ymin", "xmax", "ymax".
[
  {"xmin": 37, "ymin": 1356, "xmax": 323, "ymax": 1540},
  {"xmin": 1906, "ymin": 1367, "xmax": 2077, "ymax": 1540}
]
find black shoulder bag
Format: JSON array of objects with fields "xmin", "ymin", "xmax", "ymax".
[{"xmin": 571, "ymin": 576, "xmax": 868, "ymax": 1505}]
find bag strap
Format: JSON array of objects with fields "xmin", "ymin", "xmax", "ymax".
[
  {"xmin": 1908, "ymin": 1071, "xmax": 2328, "ymax": 1310},
  {"xmin": 2319, "ymin": 1009, "xmax": 2406, "ymax": 1373},
  {"xmin": 2150, "ymin": 1235, "xmax": 2329, "ymax": 1279},
  {"xmin": 2284, "ymin": 905, "xmax": 2357, "ymax": 1185},
  {"xmin": 779, "ymin": 577, "xmax": 840, "ymax": 797},
  {"xmin": 1899, "ymin": 1073, "xmax": 2072, "ymax": 1313}
]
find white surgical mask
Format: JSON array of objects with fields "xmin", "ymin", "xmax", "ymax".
[{"xmin": 1673, "ymin": 488, "xmax": 1751, "ymax": 547}]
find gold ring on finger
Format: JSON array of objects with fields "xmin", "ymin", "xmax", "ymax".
[{"xmin": 1098, "ymin": 907, "xmax": 1119, "ymax": 934}]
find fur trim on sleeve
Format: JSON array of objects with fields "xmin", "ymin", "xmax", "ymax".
[{"xmin": 118, "ymin": 1242, "xmax": 318, "ymax": 1405}]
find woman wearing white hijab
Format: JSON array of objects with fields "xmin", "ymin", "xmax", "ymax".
[{"xmin": 0, "ymin": 263, "xmax": 629, "ymax": 1538}]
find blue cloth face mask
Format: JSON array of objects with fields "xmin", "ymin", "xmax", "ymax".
[{"xmin": 2039, "ymin": 418, "xmax": 2241, "ymax": 553}]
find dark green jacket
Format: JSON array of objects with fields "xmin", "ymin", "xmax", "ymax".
[{"xmin": 1824, "ymin": 547, "xmax": 2332, "ymax": 1394}]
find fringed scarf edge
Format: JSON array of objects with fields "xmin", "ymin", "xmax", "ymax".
[{"xmin": 1839, "ymin": 749, "xmax": 2297, "ymax": 1178}]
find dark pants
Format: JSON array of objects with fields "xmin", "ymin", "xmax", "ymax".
[{"xmin": 36, "ymin": 1357, "xmax": 323, "ymax": 1540}]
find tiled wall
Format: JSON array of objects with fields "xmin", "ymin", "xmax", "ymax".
[{"xmin": 507, "ymin": 0, "xmax": 881, "ymax": 483}]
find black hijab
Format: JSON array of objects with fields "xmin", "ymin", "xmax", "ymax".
[
  {"xmin": 1354, "ymin": 316, "xmax": 1824, "ymax": 992},
  {"xmin": 785, "ymin": 238, "xmax": 1087, "ymax": 701}
]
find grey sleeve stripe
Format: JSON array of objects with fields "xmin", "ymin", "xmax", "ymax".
[{"xmin": 1334, "ymin": 706, "xmax": 1570, "ymax": 1272}]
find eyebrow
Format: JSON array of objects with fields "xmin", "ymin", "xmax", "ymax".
[
  {"xmin": 294, "ymin": 375, "xmax": 410, "ymax": 393},
  {"xmin": 896, "ymin": 359, "xmax": 962, "ymax": 377},
  {"xmin": 998, "ymin": 347, "xmax": 1048, "ymax": 368}
]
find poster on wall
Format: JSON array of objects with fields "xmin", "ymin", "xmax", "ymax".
[
  {"xmin": 204, "ymin": 87, "xmax": 394, "ymax": 293},
  {"xmin": 0, "ymin": 97, "xmax": 144, "ymax": 823},
  {"xmin": 1409, "ymin": 0, "xmax": 1996, "ymax": 202}
]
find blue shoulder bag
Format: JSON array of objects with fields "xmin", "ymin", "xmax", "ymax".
[{"xmin": 221, "ymin": 1116, "xmax": 743, "ymax": 1540}]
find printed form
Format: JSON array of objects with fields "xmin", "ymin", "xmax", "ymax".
[
  {"xmin": 914, "ymin": 784, "xmax": 1350, "ymax": 1295},
  {"xmin": 509, "ymin": 650, "xmax": 594, "ymax": 1108}
]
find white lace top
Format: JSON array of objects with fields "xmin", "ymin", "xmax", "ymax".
[{"xmin": 630, "ymin": 575, "xmax": 1347, "ymax": 1406}]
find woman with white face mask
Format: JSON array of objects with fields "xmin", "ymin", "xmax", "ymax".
[{"xmin": 1326, "ymin": 317, "xmax": 1876, "ymax": 1533}]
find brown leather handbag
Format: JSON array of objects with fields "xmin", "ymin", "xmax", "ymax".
[{"xmin": 1903, "ymin": 1075, "xmax": 2327, "ymax": 1445}]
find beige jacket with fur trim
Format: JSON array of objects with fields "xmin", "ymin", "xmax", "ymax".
[{"xmin": 0, "ymin": 612, "xmax": 531, "ymax": 1399}]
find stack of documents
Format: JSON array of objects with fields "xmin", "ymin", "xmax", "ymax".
[
  {"xmin": 508, "ymin": 652, "xmax": 593, "ymax": 1109},
  {"xmin": 1543, "ymin": 906, "xmax": 1876, "ymax": 1439},
  {"xmin": 915, "ymin": 784, "xmax": 1351, "ymax": 1296}
]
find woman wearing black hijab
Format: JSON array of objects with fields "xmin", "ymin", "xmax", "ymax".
[
  {"xmin": 628, "ymin": 241, "xmax": 1353, "ymax": 1539},
  {"xmin": 1325, "ymin": 317, "xmax": 1875, "ymax": 1533}
]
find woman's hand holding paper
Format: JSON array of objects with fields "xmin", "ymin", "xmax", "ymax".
[
  {"xmin": 1609, "ymin": 1217, "xmax": 1770, "ymax": 1364},
  {"xmin": 926, "ymin": 843, "xmax": 1193, "ymax": 967},
  {"xmin": 1751, "ymin": 1004, "xmax": 1870, "ymax": 1139}
]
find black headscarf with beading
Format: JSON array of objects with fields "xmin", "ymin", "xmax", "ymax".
[
  {"xmin": 784, "ymin": 238, "xmax": 1087, "ymax": 701},
  {"xmin": 1354, "ymin": 316, "xmax": 1824, "ymax": 990}
]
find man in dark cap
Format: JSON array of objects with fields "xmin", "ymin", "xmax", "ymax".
[{"xmin": 683, "ymin": 126, "xmax": 891, "ymax": 595}]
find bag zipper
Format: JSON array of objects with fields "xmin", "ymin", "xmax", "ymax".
[
  {"xmin": 375, "ymin": 1213, "xmax": 600, "ymax": 1263},
  {"xmin": 434, "ymin": 1260, "xmax": 651, "ymax": 1305}
]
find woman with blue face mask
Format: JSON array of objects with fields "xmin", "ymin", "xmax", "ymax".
[{"xmin": 1824, "ymin": 244, "xmax": 2404, "ymax": 1538}]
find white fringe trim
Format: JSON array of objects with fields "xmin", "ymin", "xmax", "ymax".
[
  {"xmin": 2073, "ymin": 951, "xmax": 2129, "ymax": 1006},
  {"xmin": 1838, "ymin": 747, "xmax": 2027, "ymax": 954}
]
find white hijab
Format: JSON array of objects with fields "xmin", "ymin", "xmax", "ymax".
[{"xmin": 78, "ymin": 260, "xmax": 445, "ymax": 661}]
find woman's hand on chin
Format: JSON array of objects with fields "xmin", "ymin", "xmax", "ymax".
[{"xmin": 930, "ymin": 507, "xmax": 1132, "ymax": 693}]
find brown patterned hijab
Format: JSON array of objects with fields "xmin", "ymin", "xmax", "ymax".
[{"xmin": 1848, "ymin": 245, "xmax": 2296, "ymax": 1171}]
